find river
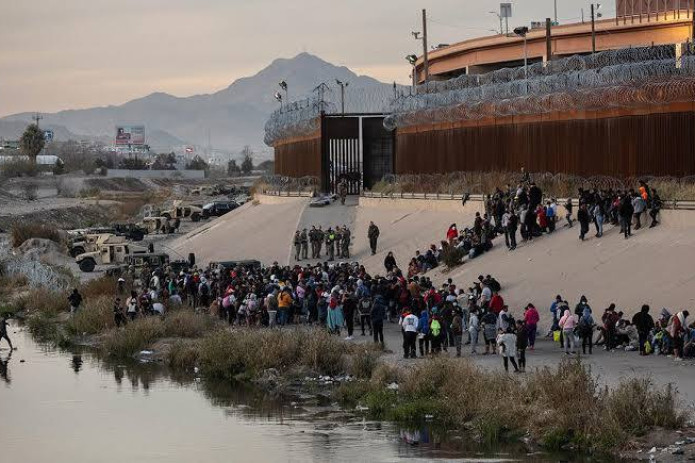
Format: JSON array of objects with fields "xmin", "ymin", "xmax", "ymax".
[{"xmin": 0, "ymin": 325, "xmax": 596, "ymax": 462}]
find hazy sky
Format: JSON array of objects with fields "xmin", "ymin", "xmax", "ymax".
[{"xmin": 0, "ymin": 0, "xmax": 614, "ymax": 116}]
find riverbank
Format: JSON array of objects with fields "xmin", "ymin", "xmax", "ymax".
[{"xmin": 5, "ymin": 280, "xmax": 694, "ymax": 460}]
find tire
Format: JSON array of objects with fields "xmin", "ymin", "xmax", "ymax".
[
  {"xmin": 70, "ymin": 246, "xmax": 85, "ymax": 258},
  {"xmin": 191, "ymin": 213, "xmax": 201, "ymax": 222},
  {"xmin": 79, "ymin": 258, "xmax": 96, "ymax": 273}
]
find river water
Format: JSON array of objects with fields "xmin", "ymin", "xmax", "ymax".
[{"xmin": 0, "ymin": 326, "xmax": 592, "ymax": 463}]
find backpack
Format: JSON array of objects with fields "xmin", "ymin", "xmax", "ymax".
[
  {"xmin": 489, "ymin": 278, "xmax": 501, "ymax": 293},
  {"xmin": 577, "ymin": 317, "xmax": 591, "ymax": 335},
  {"xmin": 430, "ymin": 319, "xmax": 442, "ymax": 337}
]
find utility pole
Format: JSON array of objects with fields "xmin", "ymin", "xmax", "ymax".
[
  {"xmin": 422, "ymin": 9, "xmax": 430, "ymax": 82},
  {"xmin": 546, "ymin": 18, "xmax": 553, "ymax": 63},
  {"xmin": 591, "ymin": 4, "xmax": 596, "ymax": 53},
  {"xmin": 554, "ymin": 0, "xmax": 558, "ymax": 23},
  {"xmin": 32, "ymin": 113, "xmax": 42, "ymax": 128},
  {"xmin": 336, "ymin": 80, "xmax": 348, "ymax": 115}
]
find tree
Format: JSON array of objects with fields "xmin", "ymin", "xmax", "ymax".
[
  {"xmin": 19, "ymin": 124, "xmax": 45, "ymax": 164},
  {"xmin": 257, "ymin": 160, "xmax": 275, "ymax": 174},
  {"xmin": 241, "ymin": 145, "xmax": 254, "ymax": 175},
  {"xmin": 186, "ymin": 155, "xmax": 208, "ymax": 171},
  {"xmin": 227, "ymin": 159, "xmax": 241, "ymax": 177}
]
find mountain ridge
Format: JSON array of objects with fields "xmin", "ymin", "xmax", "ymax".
[{"xmin": 1, "ymin": 53, "xmax": 399, "ymax": 157}]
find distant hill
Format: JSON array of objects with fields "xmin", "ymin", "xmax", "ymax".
[{"xmin": 0, "ymin": 53, "xmax": 400, "ymax": 158}]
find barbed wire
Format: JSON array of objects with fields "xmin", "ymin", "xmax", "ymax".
[
  {"xmin": 264, "ymin": 46, "xmax": 695, "ymax": 142},
  {"xmin": 264, "ymin": 86, "xmax": 397, "ymax": 146},
  {"xmin": 385, "ymin": 47, "xmax": 695, "ymax": 130}
]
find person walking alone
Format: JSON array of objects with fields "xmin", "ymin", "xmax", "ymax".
[{"xmin": 368, "ymin": 222, "xmax": 380, "ymax": 255}]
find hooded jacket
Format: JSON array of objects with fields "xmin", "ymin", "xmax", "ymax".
[{"xmin": 559, "ymin": 309, "xmax": 578, "ymax": 330}]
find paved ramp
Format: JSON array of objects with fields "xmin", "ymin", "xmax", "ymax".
[{"xmin": 171, "ymin": 196, "xmax": 308, "ymax": 266}]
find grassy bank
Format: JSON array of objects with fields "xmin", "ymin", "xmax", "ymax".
[{"xmin": 335, "ymin": 357, "xmax": 685, "ymax": 452}]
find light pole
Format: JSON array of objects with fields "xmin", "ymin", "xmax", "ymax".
[
  {"xmin": 336, "ymin": 80, "xmax": 348, "ymax": 115},
  {"xmin": 274, "ymin": 92, "xmax": 283, "ymax": 111},
  {"xmin": 278, "ymin": 81, "xmax": 288, "ymax": 102},
  {"xmin": 514, "ymin": 26, "xmax": 529, "ymax": 82},
  {"xmin": 406, "ymin": 54, "xmax": 418, "ymax": 90},
  {"xmin": 590, "ymin": 3, "xmax": 602, "ymax": 53}
]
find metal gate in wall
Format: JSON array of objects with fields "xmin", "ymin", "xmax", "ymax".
[{"xmin": 321, "ymin": 115, "xmax": 393, "ymax": 194}]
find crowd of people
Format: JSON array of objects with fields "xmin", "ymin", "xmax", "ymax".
[
  {"xmin": 574, "ymin": 181, "xmax": 662, "ymax": 240},
  {"xmin": 547, "ymin": 295, "xmax": 693, "ymax": 360},
  {"xmin": 14, "ymin": 173, "xmax": 686, "ymax": 376}
]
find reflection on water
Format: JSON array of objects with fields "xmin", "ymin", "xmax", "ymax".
[{"xmin": 0, "ymin": 326, "xmax": 599, "ymax": 463}]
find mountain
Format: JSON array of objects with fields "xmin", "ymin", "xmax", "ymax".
[{"xmin": 0, "ymin": 53, "xmax": 398, "ymax": 158}]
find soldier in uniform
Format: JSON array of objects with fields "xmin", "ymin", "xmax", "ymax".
[
  {"xmin": 326, "ymin": 227, "xmax": 335, "ymax": 261},
  {"xmin": 300, "ymin": 228, "xmax": 309, "ymax": 260},
  {"xmin": 316, "ymin": 226, "xmax": 324, "ymax": 259},
  {"xmin": 293, "ymin": 230, "xmax": 302, "ymax": 261},
  {"xmin": 309, "ymin": 226, "xmax": 317, "ymax": 258},
  {"xmin": 338, "ymin": 179, "xmax": 348, "ymax": 205},
  {"xmin": 341, "ymin": 226, "xmax": 351, "ymax": 259},
  {"xmin": 335, "ymin": 226, "xmax": 343, "ymax": 259}
]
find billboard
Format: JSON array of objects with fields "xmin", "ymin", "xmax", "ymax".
[{"xmin": 115, "ymin": 125, "xmax": 145, "ymax": 146}]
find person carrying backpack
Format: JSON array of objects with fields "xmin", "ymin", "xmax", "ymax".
[
  {"xmin": 577, "ymin": 307, "xmax": 595, "ymax": 354},
  {"xmin": 358, "ymin": 296, "xmax": 372, "ymax": 336}
]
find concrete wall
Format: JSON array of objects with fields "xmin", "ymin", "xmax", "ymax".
[{"xmin": 105, "ymin": 169, "xmax": 205, "ymax": 179}]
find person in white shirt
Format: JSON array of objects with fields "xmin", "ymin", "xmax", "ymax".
[
  {"xmin": 496, "ymin": 328, "xmax": 519, "ymax": 372},
  {"xmin": 399, "ymin": 309, "xmax": 419, "ymax": 359},
  {"xmin": 468, "ymin": 309, "xmax": 480, "ymax": 354}
]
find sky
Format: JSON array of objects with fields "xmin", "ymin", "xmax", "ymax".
[{"xmin": 0, "ymin": 0, "xmax": 616, "ymax": 117}]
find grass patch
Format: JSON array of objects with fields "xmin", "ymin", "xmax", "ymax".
[
  {"xmin": 167, "ymin": 340, "xmax": 201, "ymax": 370},
  {"xmin": 66, "ymin": 297, "xmax": 114, "ymax": 336},
  {"xmin": 163, "ymin": 309, "xmax": 217, "ymax": 338},
  {"xmin": 10, "ymin": 223, "xmax": 62, "ymax": 247},
  {"xmin": 335, "ymin": 357, "xmax": 686, "ymax": 453},
  {"xmin": 100, "ymin": 317, "xmax": 165, "ymax": 358},
  {"xmin": 198, "ymin": 328, "xmax": 349, "ymax": 380}
]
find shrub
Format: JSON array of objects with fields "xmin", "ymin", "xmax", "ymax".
[
  {"xmin": 100, "ymin": 317, "xmax": 165, "ymax": 358},
  {"xmin": 0, "ymin": 159, "xmax": 37, "ymax": 178},
  {"xmin": 10, "ymin": 223, "xmax": 62, "ymax": 247},
  {"xmin": 163, "ymin": 309, "xmax": 216, "ymax": 338},
  {"xmin": 13, "ymin": 288, "xmax": 67, "ymax": 316},
  {"xmin": 80, "ymin": 275, "xmax": 120, "ymax": 300},
  {"xmin": 349, "ymin": 349, "xmax": 381, "ymax": 379},
  {"xmin": 26, "ymin": 312, "xmax": 59, "ymax": 342},
  {"xmin": 66, "ymin": 297, "xmax": 114, "ymax": 335},
  {"xmin": 167, "ymin": 340, "xmax": 200, "ymax": 370},
  {"xmin": 608, "ymin": 378, "xmax": 685, "ymax": 435}
]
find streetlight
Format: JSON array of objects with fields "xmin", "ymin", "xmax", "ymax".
[
  {"xmin": 590, "ymin": 3, "xmax": 602, "ymax": 53},
  {"xmin": 274, "ymin": 92, "xmax": 283, "ymax": 111},
  {"xmin": 406, "ymin": 54, "xmax": 418, "ymax": 90},
  {"xmin": 513, "ymin": 26, "xmax": 529, "ymax": 80},
  {"xmin": 335, "ymin": 80, "xmax": 349, "ymax": 115},
  {"xmin": 489, "ymin": 11, "xmax": 503, "ymax": 35},
  {"xmin": 278, "ymin": 81, "xmax": 288, "ymax": 101}
]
